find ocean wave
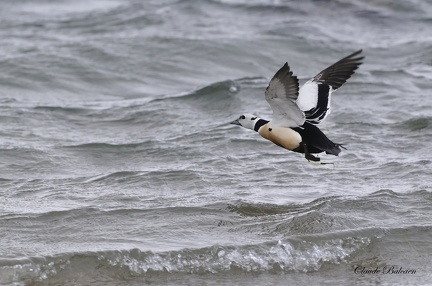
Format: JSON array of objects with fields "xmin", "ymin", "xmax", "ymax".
[
  {"xmin": 62, "ymin": 142, "xmax": 149, "ymax": 149},
  {"xmin": 227, "ymin": 196, "xmax": 338, "ymax": 217},
  {"xmin": 395, "ymin": 117, "xmax": 432, "ymax": 131},
  {"xmin": 83, "ymin": 169, "xmax": 202, "ymax": 185},
  {"xmin": 0, "ymin": 233, "xmax": 372, "ymax": 284},
  {"xmin": 10, "ymin": 2, "xmax": 162, "ymax": 35},
  {"xmin": 227, "ymin": 190, "xmax": 432, "ymax": 234},
  {"xmin": 32, "ymin": 105, "xmax": 94, "ymax": 115},
  {"xmin": 151, "ymin": 79, "xmax": 240, "ymax": 103},
  {"xmin": 3, "ymin": 225, "xmax": 432, "ymax": 285},
  {"xmin": 209, "ymin": 0, "xmax": 301, "ymax": 14},
  {"xmin": 1, "ymin": 191, "xmax": 432, "ymax": 284},
  {"xmin": 18, "ymin": 79, "xmax": 242, "ymax": 127}
]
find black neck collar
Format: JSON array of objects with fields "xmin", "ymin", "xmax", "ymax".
[{"xmin": 254, "ymin": 119, "xmax": 269, "ymax": 132}]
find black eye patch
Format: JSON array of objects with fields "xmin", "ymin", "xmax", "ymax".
[{"xmin": 240, "ymin": 115, "xmax": 245, "ymax": 119}]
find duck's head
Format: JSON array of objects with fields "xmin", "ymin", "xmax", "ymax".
[{"xmin": 230, "ymin": 113, "xmax": 259, "ymax": 131}]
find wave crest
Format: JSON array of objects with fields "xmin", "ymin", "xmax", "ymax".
[{"xmin": 1, "ymin": 235, "xmax": 371, "ymax": 285}]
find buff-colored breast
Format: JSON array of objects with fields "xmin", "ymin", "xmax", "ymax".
[{"xmin": 258, "ymin": 123, "xmax": 302, "ymax": 151}]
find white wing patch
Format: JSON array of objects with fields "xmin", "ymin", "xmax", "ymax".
[
  {"xmin": 297, "ymin": 80, "xmax": 334, "ymax": 124},
  {"xmin": 297, "ymin": 80, "xmax": 318, "ymax": 112},
  {"xmin": 295, "ymin": 50, "xmax": 363, "ymax": 125}
]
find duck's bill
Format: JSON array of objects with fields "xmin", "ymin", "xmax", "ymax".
[{"xmin": 230, "ymin": 119, "xmax": 241, "ymax": 126}]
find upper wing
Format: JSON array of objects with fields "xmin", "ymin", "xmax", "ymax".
[
  {"xmin": 265, "ymin": 63, "xmax": 305, "ymax": 128},
  {"xmin": 297, "ymin": 50, "xmax": 364, "ymax": 124}
]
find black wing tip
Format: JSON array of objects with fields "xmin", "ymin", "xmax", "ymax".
[
  {"xmin": 346, "ymin": 49, "xmax": 363, "ymax": 58},
  {"xmin": 278, "ymin": 62, "xmax": 293, "ymax": 76},
  {"xmin": 350, "ymin": 49, "xmax": 363, "ymax": 56},
  {"xmin": 336, "ymin": 49, "xmax": 364, "ymax": 62},
  {"xmin": 340, "ymin": 49, "xmax": 364, "ymax": 64},
  {"xmin": 273, "ymin": 62, "xmax": 298, "ymax": 85},
  {"xmin": 314, "ymin": 49, "xmax": 364, "ymax": 90},
  {"xmin": 266, "ymin": 61, "xmax": 299, "ymax": 99}
]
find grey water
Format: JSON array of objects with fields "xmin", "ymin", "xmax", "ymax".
[{"xmin": 1, "ymin": 0, "xmax": 432, "ymax": 285}]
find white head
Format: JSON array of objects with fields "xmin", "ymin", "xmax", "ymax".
[{"xmin": 230, "ymin": 113, "xmax": 260, "ymax": 131}]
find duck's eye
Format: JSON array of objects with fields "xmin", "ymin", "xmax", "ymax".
[
  {"xmin": 251, "ymin": 117, "xmax": 257, "ymax": 120},
  {"xmin": 240, "ymin": 115, "xmax": 245, "ymax": 120}
]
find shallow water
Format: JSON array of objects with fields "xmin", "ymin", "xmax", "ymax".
[{"xmin": 1, "ymin": 0, "xmax": 432, "ymax": 285}]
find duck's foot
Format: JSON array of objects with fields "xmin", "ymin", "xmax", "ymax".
[
  {"xmin": 306, "ymin": 154, "xmax": 320, "ymax": 162},
  {"xmin": 306, "ymin": 159, "xmax": 335, "ymax": 166},
  {"xmin": 303, "ymin": 143, "xmax": 320, "ymax": 162}
]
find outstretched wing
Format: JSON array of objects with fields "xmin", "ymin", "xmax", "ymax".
[
  {"xmin": 297, "ymin": 50, "xmax": 364, "ymax": 125},
  {"xmin": 265, "ymin": 63, "xmax": 305, "ymax": 128}
]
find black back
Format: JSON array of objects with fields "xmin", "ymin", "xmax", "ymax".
[{"xmin": 293, "ymin": 122, "xmax": 342, "ymax": 155}]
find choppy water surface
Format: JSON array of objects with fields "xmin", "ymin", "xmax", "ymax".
[{"xmin": 1, "ymin": 0, "xmax": 432, "ymax": 285}]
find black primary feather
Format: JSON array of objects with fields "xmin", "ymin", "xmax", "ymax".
[{"xmin": 312, "ymin": 49, "xmax": 364, "ymax": 90}]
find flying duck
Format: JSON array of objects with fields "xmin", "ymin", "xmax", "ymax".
[{"xmin": 231, "ymin": 50, "xmax": 364, "ymax": 162}]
